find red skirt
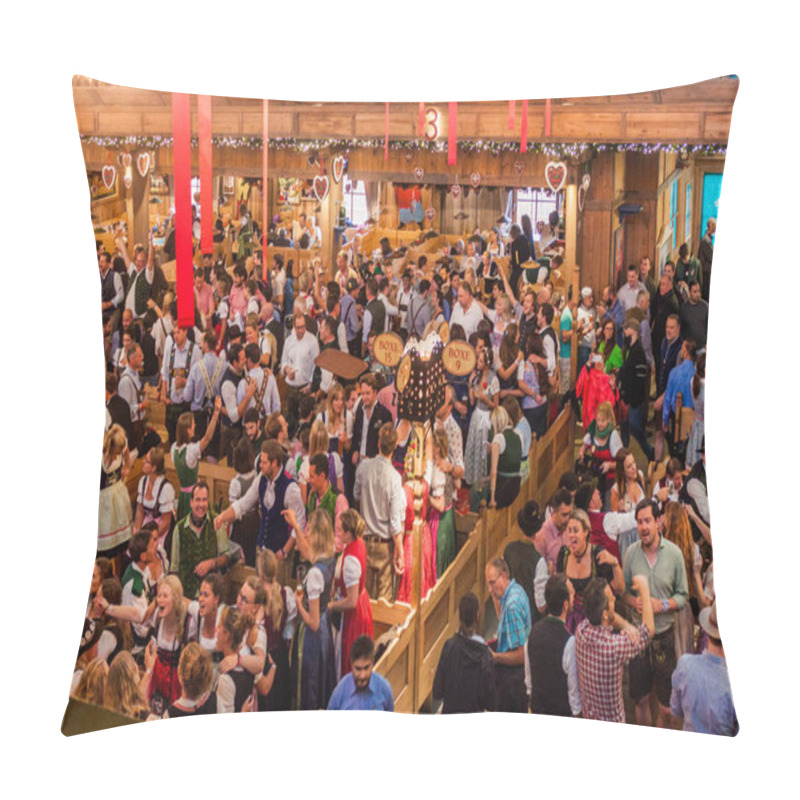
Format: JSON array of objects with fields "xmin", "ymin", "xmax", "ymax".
[
  {"xmin": 340, "ymin": 589, "xmax": 373, "ymax": 677},
  {"xmin": 150, "ymin": 653, "xmax": 182, "ymax": 708}
]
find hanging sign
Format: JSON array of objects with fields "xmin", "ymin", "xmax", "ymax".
[
  {"xmin": 102, "ymin": 165, "xmax": 116, "ymax": 190},
  {"xmin": 137, "ymin": 152, "xmax": 150, "ymax": 178},
  {"xmin": 545, "ymin": 161, "xmax": 568, "ymax": 193},
  {"xmin": 314, "ymin": 174, "xmax": 330, "ymax": 201},
  {"xmin": 442, "ymin": 341, "xmax": 476, "ymax": 376},
  {"xmin": 374, "ymin": 332, "xmax": 404, "ymax": 367},
  {"xmin": 332, "ymin": 155, "xmax": 345, "ymax": 184}
]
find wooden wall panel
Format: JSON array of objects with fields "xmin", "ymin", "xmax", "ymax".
[
  {"xmin": 704, "ymin": 113, "xmax": 733, "ymax": 140},
  {"xmin": 553, "ymin": 112, "xmax": 623, "ymax": 140},
  {"xmin": 626, "ymin": 113, "xmax": 702, "ymax": 140}
]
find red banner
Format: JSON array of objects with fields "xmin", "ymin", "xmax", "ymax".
[
  {"xmin": 520, "ymin": 99, "xmax": 528, "ymax": 154},
  {"xmin": 508, "ymin": 100, "xmax": 515, "ymax": 130},
  {"xmin": 172, "ymin": 92, "xmax": 194, "ymax": 328},
  {"xmin": 448, "ymin": 102, "xmax": 457, "ymax": 166},
  {"xmin": 268, "ymin": 100, "xmax": 269, "ymax": 281},
  {"xmin": 418, "ymin": 102, "xmax": 424, "ymax": 136},
  {"xmin": 385, "ymin": 102, "xmax": 390, "ymax": 161},
  {"xmin": 545, "ymin": 98, "xmax": 552, "ymax": 137},
  {"xmin": 198, "ymin": 95, "xmax": 213, "ymax": 256}
]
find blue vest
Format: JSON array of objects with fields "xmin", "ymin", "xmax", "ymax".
[{"xmin": 258, "ymin": 469, "xmax": 294, "ymax": 551}]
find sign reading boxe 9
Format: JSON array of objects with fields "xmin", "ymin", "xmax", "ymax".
[
  {"xmin": 442, "ymin": 341, "xmax": 476, "ymax": 376},
  {"xmin": 374, "ymin": 332, "xmax": 404, "ymax": 367}
]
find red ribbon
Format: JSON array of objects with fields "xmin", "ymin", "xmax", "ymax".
[
  {"xmin": 545, "ymin": 98, "xmax": 552, "ymax": 137},
  {"xmin": 172, "ymin": 92, "xmax": 194, "ymax": 328},
  {"xmin": 418, "ymin": 102, "xmax": 424, "ymax": 136},
  {"xmin": 508, "ymin": 100, "xmax": 515, "ymax": 130},
  {"xmin": 268, "ymin": 100, "xmax": 269, "ymax": 282},
  {"xmin": 385, "ymin": 102, "xmax": 390, "ymax": 161},
  {"xmin": 198, "ymin": 95, "xmax": 213, "ymax": 256},
  {"xmin": 448, "ymin": 102, "xmax": 457, "ymax": 166},
  {"xmin": 520, "ymin": 99, "xmax": 528, "ymax": 154}
]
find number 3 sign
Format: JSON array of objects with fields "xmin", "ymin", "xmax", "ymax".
[{"xmin": 424, "ymin": 107, "xmax": 440, "ymax": 141}]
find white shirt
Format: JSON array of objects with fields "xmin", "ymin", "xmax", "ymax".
[
  {"xmin": 379, "ymin": 294, "xmax": 399, "ymax": 331},
  {"xmin": 118, "ymin": 366, "xmax": 145, "ymax": 422},
  {"xmin": 154, "ymin": 316, "xmax": 174, "ymax": 359},
  {"xmin": 450, "ymin": 299, "xmax": 485, "ymax": 339},
  {"xmin": 281, "ymin": 331, "xmax": 320, "ymax": 387},
  {"xmin": 231, "ymin": 470, "xmax": 306, "ymax": 535},
  {"xmin": 237, "ymin": 366, "xmax": 280, "ymax": 418},
  {"xmin": 353, "ymin": 455, "xmax": 405, "ymax": 539},
  {"xmin": 162, "ymin": 336, "xmax": 201, "ymax": 403},
  {"xmin": 125, "ymin": 264, "xmax": 154, "ymax": 317}
]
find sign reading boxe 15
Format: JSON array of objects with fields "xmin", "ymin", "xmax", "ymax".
[{"xmin": 374, "ymin": 332, "xmax": 404, "ymax": 368}]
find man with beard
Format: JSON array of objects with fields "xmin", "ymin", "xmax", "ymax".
[
  {"xmin": 650, "ymin": 274, "xmax": 680, "ymax": 390},
  {"xmin": 327, "ymin": 635, "xmax": 394, "ymax": 711}
]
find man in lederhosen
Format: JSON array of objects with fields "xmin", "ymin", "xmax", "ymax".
[{"xmin": 161, "ymin": 324, "xmax": 201, "ymax": 443}]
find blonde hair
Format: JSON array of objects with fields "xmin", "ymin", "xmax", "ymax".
[
  {"xmin": 103, "ymin": 424, "xmax": 127, "ymax": 463},
  {"xmin": 595, "ymin": 402, "xmax": 616, "ymax": 429},
  {"xmin": 158, "ymin": 575, "xmax": 187, "ymax": 642},
  {"xmin": 325, "ymin": 384, "xmax": 345, "ymax": 433},
  {"xmin": 176, "ymin": 411, "xmax": 194, "ymax": 447},
  {"xmin": 340, "ymin": 509, "xmax": 366, "ymax": 541},
  {"xmin": 297, "ymin": 269, "xmax": 313, "ymax": 294},
  {"xmin": 308, "ymin": 419, "xmax": 330, "ymax": 459},
  {"xmin": 495, "ymin": 294, "xmax": 513, "ymax": 321},
  {"xmin": 464, "ymin": 267, "xmax": 477, "ymax": 293},
  {"xmin": 256, "ymin": 549, "xmax": 284, "ymax": 632},
  {"xmin": 104, "ymin": 652, "xmax": 149, "ymax": 719},
  {"xmin": 491, "ymin": 406, "xmax": 511, "ymax": 436},
  {"xmin": 308, "ymin": 509, "xmax": 335, "ymax": 562},
  {"xmin": 73, "ymin": 658, "xmax": 109, "ymax": 706},
  {"xmin": 177, "ymin": 643, "xmax": 214, "ymax": 700},
  {"xmin": 433, "ymin": 428, "xmax": 449, "ymax": 460}
]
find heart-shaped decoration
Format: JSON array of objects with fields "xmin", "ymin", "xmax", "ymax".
[
  {"xmin": 424, "ymin": 206, "xmax": 436, "ymax": 222},
  {"xmin": 405, "ymin": 151, "xmax": 414, "ymax": 163},
  {"xmin": 102, "ymin": 165, "xmax": 117, "ymax": 190},
  {"xmin": 414, "ymin": 166, "xmax": 425, "ymax": 182},
  {"xmin": 121, "ymin": 152, "xmax": 132, "ymax": 168},
  {"xmin": 332, "ymin": 156, "xmax": 345, "ymax": 184},
  {"xmin": 313, "ymin": 174, "xmax": 330, "ymax": 201},
  {"xmin": 514, "ymin": 160, "xmax": 525, "ymax": 176},
  {"xmin": 124, "ymin": 172, "xmax": 133, "ymax": 189},
  {"xmin": 450, "ymin": 184, "xmax": 461, "ymax": 198},
  {"xmin": 578, "ymin": 185, "xmax": 586, "ymax": 213},
  {"xmin": 469, "ymin": 172, "xmax": 481, "ymax": 188},
  {"xmin": 90, "ymin": 184, "xmax": 97, "ymax": 196},
  {"xmin": 582, "ymin": 173, "xmax": 591, "ymax": 191},
  {"xmin": 137, "ymin": 152, "xmax": 150, "ymax": 178},
  {"xmin": 545, "ymin": 161, "xmax": 567, "ymax": 193}
]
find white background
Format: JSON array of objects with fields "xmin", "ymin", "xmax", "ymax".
[{"xmin": 2, "ymin": 1, "xmax": 795, "ymax": 797}]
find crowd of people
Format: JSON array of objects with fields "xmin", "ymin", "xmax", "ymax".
[{"xmin": 78, "ymin": 208, "xmax": 734, "ymax": 732}]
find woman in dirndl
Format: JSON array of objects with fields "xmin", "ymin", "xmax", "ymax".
[
  {"xmin": 429, "ymin": 428, "xmax": 457, "ymax": 578},
  {"xmin": 98, "ymin": 424, "xmax": 134, "ymax": 565}
]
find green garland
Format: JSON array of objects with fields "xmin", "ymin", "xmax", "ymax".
[{"xmin": 81, "ymin": 134, "xmax": 727, "ymax": 159}]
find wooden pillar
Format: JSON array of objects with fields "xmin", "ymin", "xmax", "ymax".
[
  {"xmin": 570, "ymin": 264, "xmax": 580, "ymax": 389},
  {"xmin": 563, "ymin": 181, "xmax": 578, "ymax": 295},
  {"xmin": 325, "ymin": 177, "xmax": 343, "ymax": 279}
]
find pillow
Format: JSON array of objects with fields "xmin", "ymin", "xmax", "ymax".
[{"xmin": 63, "ymin": 75, "xmax": 738, "ymax": 735}]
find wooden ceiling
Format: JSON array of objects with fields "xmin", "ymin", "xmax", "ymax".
[{"xmin": 72, "ymin": 75, "xmax": 737, "ymax": 144}]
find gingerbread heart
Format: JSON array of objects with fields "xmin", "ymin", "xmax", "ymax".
[
  {"xmin": 102, "ymin": 165, "xmax": 117, "ymax": 190},
  {"xmin": 545, "ymin": 161, "xmax": 567, "ymax": 193},
  {"xmin": 123, "ymin": 173, "xmax": 133, "ymax": 189},
  {"xmin": 314, "ymin": 174, "xmax": 330, "ymax": 201},
  {"xmin": 578, "ymin": 185, "xmax": 586, "ymax": 212},
  {"xmin": 414, "ymin": 167, "xmax": 425, "ymax": 182},
  {"xmin": 332, "ymin": 156, "xmax": 345, "ymax": 184},
  {"xmin": 121, "ymin": 152, "xmax": 132, "ymax": 168},
  {"xmin": 450, "ymin": 184, "xmax": 461, "ymax": 198},
  {"xmin": 514, "ymin": 160, "xmax": 525, "ymax": 176},
  {"xmin": 469, "ymin": 172, "xmax": 481, "ymax": 188},
  {"xmin": 424, "ymin": 206, "xmax": 436, "ymax": 221},
  {"xmin": 582, "ymin": 173, "xmax": 591, "ymax": 190},
  {"xmin": 137, "ymin": 152, "xmax": 150, "ymax": 178}
]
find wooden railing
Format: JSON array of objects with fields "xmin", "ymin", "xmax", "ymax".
[{"xmin": 374, "ymin": 406, "xmax": 575, "ymax": 711}]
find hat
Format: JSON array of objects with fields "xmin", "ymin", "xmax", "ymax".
[
  {"xmin": 346, "ymin": 278, "xmax": 359, "ymax": 292},
  {"xmin": 517, "ymin": 501, "xmax": 543, "ymax": 538},
  {"xmin": 573, "ymin": 479, "xmax": 597, "ymax": 512},
  {"xmin": 581, "ymin": 286, "xmax": 593, "ymax": 299},
  {"xmin": 698, "ymin": 601, "xmax": 720, "ymax": 640}
]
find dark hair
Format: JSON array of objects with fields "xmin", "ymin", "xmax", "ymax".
[
  {"xmin": 627, "ymin": 263, "xmax": 638, "ymax": 274},
  {"xmin": 191, "ymin": 480, "xmax": 210, "ymax": 500},
  {"xmin": 367, "ymin": 278, "xmax": 379, "ymax": 298},
  {"xmin": 243, "ymin": 408, "xmax": 260, "ymax": 425},
  {"xmin": 322, "ymin": 316, "xmax": 338, "ymax": 338},
  {"xmin": 458, "ymin": 592, "xmax": 480, "ymax": 629},
  {"xmin": 233, "ymin": 435, "xmax": 255, "ymax": 474},
  {"xmin": 583, "ymin": 578, "xmax": 610, "ymax": 626},
  {"xmin": 273, "ymin": 253, "xmax": 284, "ymax": 268},
  {"xmin": 360, "ymin": 373, "xmax": 378, "ymax": 391},
  {"xmin": 227, "ymin": 343, "xmax": 244, "ymax": 364},
  {"xmin": 128, "ymin": 530, "xmax": 153, "ymax": 563},
  {"xmin": 233, "ymin": 263, "xmax": 247, "ymax": 280},
  {"xmin": 106, "ymin": 372, "xmax": 118, "ymax": 394},
  {"xmin": 550, "ymin": 488, "xmax": 573, "ymax": 511},
  {"xmin": 544, "ymin": 574, "xmax": 571, "ymax": 617},
  {"xmin": 449, "ymin": 323, "xmax": 466, "ymax": 342},
  {"xmin": 299, "ymin": 394, "xmax": 316, "ymax": 420},
  {"xmin": 309, "ymin": 452, "xmax": 330, "ymax": 481},
  {"xmin": 634, "ymin": 498, "xmax": 660, "ymax": 522},
  {"xmin": 203, "ymin": 330, "xmax": 217, "ymax": 350},
  {"xmin": 261, "ymin": 439, "xmax": 284, "ymax": 466},
  {"xmin": 499, "ymin": 323, "xmax": 520, "ymax": 369},
  {"xmin": 683, "ymin": 339, "xmax": 698, "ymax": 362},
  {"xmin": 418, "ymin": 279, "xmax": 431, "ymax": 294},
  {"xmin": 678, "ymin": 243, "xmax": 689, "ymax": 259},
  {"xmin": 539, "ymin": 302, "xmax": 554, "ymax": 326},
  {"xmin": 200, "ymin": 572, "xmax": 224, "ymax": 599},
  {"xmin": 350, "ymin": 634, "xmax": 375, "ymax": 664},
  {"xmin": 558, "ymin": 472, "xmax": 580, "ymax": 493},
  {"xmin": 325, "ymin": 294, "xmax": 338, "ymax": 314},
  {"xmin": 244, "ymin": 342, "xmax": 261, "ymax": 365}
]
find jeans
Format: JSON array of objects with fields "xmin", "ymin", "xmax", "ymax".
[{"xmin": 622, "ymin": 403, "xmax": 654, "ymax": 462}]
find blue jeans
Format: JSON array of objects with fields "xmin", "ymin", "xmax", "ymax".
[{"xmin": 622, "ymin": 403, "xmax": 654, "ymax": 462}]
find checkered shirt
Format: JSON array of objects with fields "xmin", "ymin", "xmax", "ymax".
[
  {"xmin": 575, "ymin": 619, "xmax": 651, "ymax": 722},
  {"xmin": 497, "ymin": 579, "xmax": 531, "ymax": 653}
]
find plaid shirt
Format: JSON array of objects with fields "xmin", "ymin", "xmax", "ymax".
[
  {"xmin": 575, "ymin": 619, "xmax": 651, "ymax": 722},
  {"xmin": 497, "ymin": 579, "xmax": 531, "ymax": 653}
]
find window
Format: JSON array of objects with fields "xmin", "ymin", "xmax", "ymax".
[
  {"xmin": 342, "ymin": 180, "xmax": 369, "ymax": 226},
  {"xmin": 515, "ymin": 188, "xmax": 558, "ymax": 245},
  {"xmin": 670, "ymin": 180, "xmax": 679, "ymax": 250},
  {"xmin": 685, "ymin": 183, "xmax": 692, "ymax": 246}
]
